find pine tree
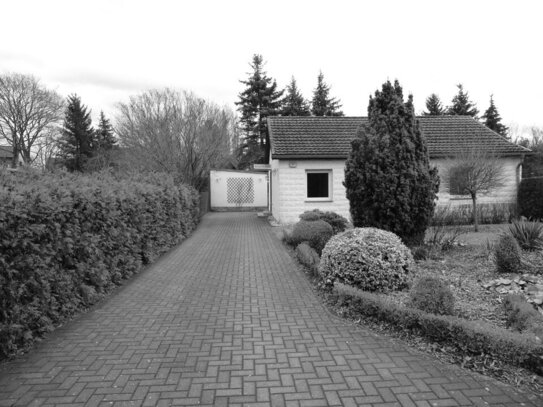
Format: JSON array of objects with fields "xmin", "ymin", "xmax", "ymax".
[
  {"xmin": 447, "ymin": 84, "xmax": 479, "ymax": 117},
  {"xmin": 423, "ymin": 93, "xmax": 445, "ymax": 115},
  {"xmin": 280, "ymin": 77, "xmax": 310, "ymax": 116},
  {"xmin": 95, "ymin": 111, "xmax": 116, "ymax": 150},
  {"xmin": 57, "ymin": 94, "xmax": 95, "ymax": 172},
  {"xmin": 344, "ymin": 80, "xmax": 439, "ymax": 245},
  {"xmin": 310, "ymin": 71, "xmax": 344, "ymax": 116},
  {"xmin": 482, "ymin": 95, "xmax": 508, "ymax": 138},
  {"xmin": 236, "ymin": 54, "xmax": 283, "ymax": 165}
]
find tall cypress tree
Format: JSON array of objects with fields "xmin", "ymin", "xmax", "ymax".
[
  {"xmin": 280, "ymin": 77, "xmax": 310, "ymax": 116},
  {"xmin": 95, "ymin": 111, "xmax": 116, "ymax": 150},
  {"xmin": 57, "ymin": 94, "xmax": 95, "ymax": 172},
  {"xmin": 482, "ymin": 95, "xmax": 508, "ymax": 138},
  {"xmin": 311, "ymin": 71, "xmax": 344, "ymax": 116},
  {"xmin": 344, "ymin": 80, "xmax": 439, "ymax": 245},
  {"xmin": 423, "ymin": 93, "xmax": 445, "ymax": 115},
  {"xmin": 448, "ymin": 84, "xmax": 479, "ymax": 117},
  {"xmin": 236, "ymin": 54, "xmax": 283, "ymax": 165}
]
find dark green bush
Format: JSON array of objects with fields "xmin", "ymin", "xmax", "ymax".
[
  {"xmin": 0, "ymin": 169, "xmax": 199, "ymax": 359},
  {"xmin": 334, "ymin": 283, "xmax": 543, "ymax": 375},
  {"xmin": 290, "ymin": 220, "xmax": 334, "ymax": 255},
  {"xmin": 518, "ymin": 178, "xmax": 543, "ymax": 220},
  {"xmin": 508, "ymin": 220, "xmax": 543, "ymax": 251},
  {"xmin": 295, "ymin": 242, "xmax": 320, "ymax": 274},
  {"xmin": 494, "ymin": 234, "xmax": 522, "ymax": 274},
  {"xmin": 503, "ymin": 294, "xmax": 543, "ymax": 337},
  {"xmin": 408, "ymin": 277, "xmax": 455, "ymax": 315},
  {"xmin": 412, "ymin": 246, "xmax": 429, "ymax": 261},
  {"xmin": 299, "ymin": 209, "xmax": 349, "ymax": 234}
]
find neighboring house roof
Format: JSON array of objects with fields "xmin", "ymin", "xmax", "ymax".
[
  {"xmin": 0, "ymin": 145, "xmax": 13, "ymax": 159},
  {"xmin": 268, "ymin": 116, "xmax": 530, "ymax": 159}
]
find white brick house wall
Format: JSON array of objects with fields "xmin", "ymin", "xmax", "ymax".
[
  {"xmin": 270, "ymin": 157, "xmax": 523, "ymax": 225},
  {"xmin": 271, "ymin": 159, "xmax": 350, "ymax": 224}
]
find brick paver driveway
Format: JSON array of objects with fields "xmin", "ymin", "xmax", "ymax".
[{"xmin": 1, "ymin": 213, "xmax": 541, "ymax": 406}]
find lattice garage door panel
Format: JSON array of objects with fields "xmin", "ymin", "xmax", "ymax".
[{"xmin": 226, "ymin": 177, "xmax": 255, "ymax": 204}]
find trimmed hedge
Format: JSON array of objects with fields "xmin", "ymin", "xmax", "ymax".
[
  {"xmin": 299, "ymin": 209, "xmax": 349, "ymax": 234},
  {"xmin": 333, "ymin": 283, "xmax": 543, "ymax": 375},
  {"xmin": 518, "ymin": 177, "xmax": 543, "ymax": 220},
  {"xmin": 289, "ymin": 220, "xmax": 334, "ymax": 255},
  {"xmin": 0, "ymin": 169, "xmax": 199, "ymax": 359}
]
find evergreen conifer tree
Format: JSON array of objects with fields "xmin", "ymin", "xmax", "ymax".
[
  {"xmin": 482, "ymin": 95, "xmax": 508, "ymax": 138},
  {"xmin": 448, "ymin": 84, "xmax": 479, "ymax": 117},
  {"xmin": 280, "ymin": 77, "xmax": 310, "ymax": 116},
  {"xmin": 310, "ymin": 71, "xmax": 344, "ymax": 116},
  {"xmin": 236, "ymin": 54, "xmax": 283, "ymax": 166},
  {"xmin": 423, "ymin": 93, "xmax": 445, "ymax": 115},
  {"xmin": 95, "ymin": 111, "xmax": 116, "ymax": 150},
  {"xmin": 344, "ymin": 80, "xmax": 439, "ymax": 245},
  {"xmin": 57, "ymin": 94, "xmax": 95, "ymax": 172}
]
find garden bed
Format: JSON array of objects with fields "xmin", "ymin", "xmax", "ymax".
[{"xmin": 277, "ymin": 219, "xmax": 543, "ymax": 395}]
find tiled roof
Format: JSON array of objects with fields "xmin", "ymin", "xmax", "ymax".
[
  {"xmin": 0, "ymin": 145, "xmax": 13, "ymax": 159},
  {"xmin": 268, "ymin": 116, "xmax": 530, "ymax": 159}
]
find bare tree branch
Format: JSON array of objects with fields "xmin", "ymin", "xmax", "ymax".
[
  {"xmin": 443, "ymin": 148, "xmax": 506, "ymax": 231},
  {"xmin": 0, "ymin": 73, "xmax": 64, "ymax": 167},
  {"xmin": 115, "ymin": 89, "xmax": 239, "ymax": 190}
]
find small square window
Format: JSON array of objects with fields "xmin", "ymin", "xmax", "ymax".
[{"xmin": 307, "ymin": 171, "xmax": 331, "ymax": 199}]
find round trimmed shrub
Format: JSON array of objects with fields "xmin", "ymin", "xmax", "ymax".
[
  {"xmin": 408, "ymin": 276, "xmax": 455, "ymax": 315},
  {"xmin": 495, "ymin": 234, "xmax": 522, "ymax": 274},
  {"xmin": 290, "ymin": 220, "xmax": 334, "ymax": 255},
  {"xmin": 319, "ymin": 227, "xmax": 413, "ymax": 292}
]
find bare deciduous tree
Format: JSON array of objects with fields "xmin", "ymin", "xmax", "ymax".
[
  {"xmin": 443, "ymin": 149, "xmax": 506, "ymax": 231},
  {"xmin": 116, "ymin": 88, "xmax": 239, "ymax": 190},
  {"xmin": 0, "ymin": 73, "xmax": 64, "ymax": 167}
]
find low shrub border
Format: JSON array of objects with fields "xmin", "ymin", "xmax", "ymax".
[
  {"xmin": 0, "ymin": 169, "xmax": 200, "ymax": 359},
  {"xmin": 332, "ymin": 282, "xmax": 543, "ymax": 376}
]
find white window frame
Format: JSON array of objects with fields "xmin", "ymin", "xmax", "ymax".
[{"xmin": 305, "ymin": 170, "xmax": 333, "ymax": 202}]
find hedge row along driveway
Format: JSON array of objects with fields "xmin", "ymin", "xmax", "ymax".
[
  {"xmin": 0, "ymin": 170, "xmax": 200, "ymax": 359},
  {"xmin": 0, "ymin": 213, "xmax": 541, "ymax": 406}
]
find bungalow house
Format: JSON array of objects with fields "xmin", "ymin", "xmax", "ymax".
[{"xmin": 267, "ymin": 115, "xmax": 530, "ymax": 224}]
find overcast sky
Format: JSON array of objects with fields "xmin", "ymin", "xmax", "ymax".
[{"xmin": 1, "ymin": 0, "xmax": 542, "ymax": 133}]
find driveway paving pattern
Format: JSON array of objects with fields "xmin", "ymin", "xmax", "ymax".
[{"xmin": 0, "ymin": 212, "xmax": 541, "ymax": 406}]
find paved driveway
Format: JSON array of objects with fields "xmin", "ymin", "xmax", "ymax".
[{"xmin": 0, "ymin": 213, "xmax": 541, "ymax": 406}]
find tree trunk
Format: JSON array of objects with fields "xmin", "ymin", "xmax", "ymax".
[
  {"xmin": 471, "ymin": 193, "xmax": 478, "ymax": 232},
  {"xmin": 11, "ymin": 143, "xmax": 19, "ymax": 168}
]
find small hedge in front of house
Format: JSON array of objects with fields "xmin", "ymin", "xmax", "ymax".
[
  {"xmin": 332, "ymin": 283, "xmax": 543, "ymax": 375},
  {"xmin": 0, "ymin": 169, "xmax": 199, "ymax": 359}
]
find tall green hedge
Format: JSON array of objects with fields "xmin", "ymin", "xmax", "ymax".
[
  {"xmin": 518, "ymin": 177, "xmax": 543, "ymax": 220},
  {"xmin": 0, "ymin": 169, "xmax": 199, "ymax": 359}
]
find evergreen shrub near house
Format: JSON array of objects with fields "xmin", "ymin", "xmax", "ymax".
[
  {"xmin": 289, "ymin": 219, "xmax": 334, "ymax": 255},
  {"xmin": 408, "ymin": 277, "xmax": 455, "ymax": 316},
  {"xmin": 333, "ymin": 283, "xmax": 543, "ymax": 376},
  {"xmin": 0, "ymin": 169, "xmax": 199, "ymax": 359},
  {"xmin": 299, "ymin": 209, "xmax": 349, "ymax": 234},
  {"xmin": 319, "ymin": 227, "xmax": 413, "ymax": 292},
  {"xmin": 518, "ymin": 177, "xmax": 543, "ymax": 220},
  {"xmin": 494, "ymin": 234, "xmax": 522, "ymax": 274},
  {"xmin": 344, "ymin": 80, "xmax": 439, "ymax": 246}
]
